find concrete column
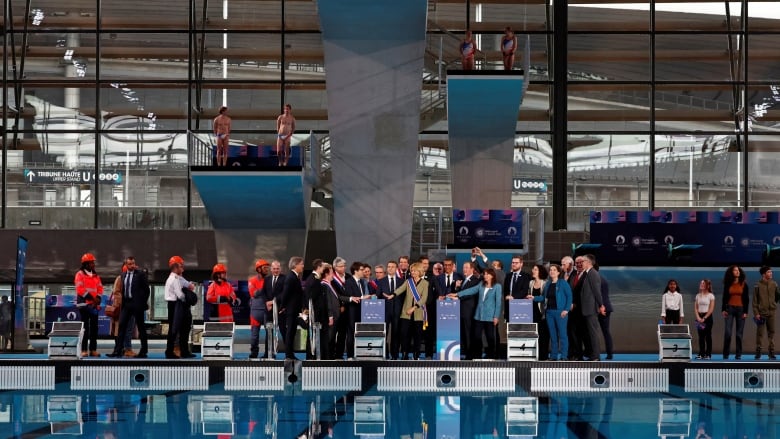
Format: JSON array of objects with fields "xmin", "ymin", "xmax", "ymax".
[
  {"xmin": 64, "ymin": 33, "xmax": 80, "ymax": 109},
  {"xmin": 446, "ymin": 72, "xmax": 525, "ymax": 209},
  {"xmin": 318, "ymin": 0, "xmax": 427, "ymax": 263}
]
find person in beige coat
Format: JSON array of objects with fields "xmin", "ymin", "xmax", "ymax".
[{"xmin": 394, "ymin": 262, "xmax": 429, "ymax": 360}]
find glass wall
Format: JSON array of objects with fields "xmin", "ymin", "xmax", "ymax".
[{"xmin": 2, "ymin": 0, "xmax": 780, "ymax": 234}]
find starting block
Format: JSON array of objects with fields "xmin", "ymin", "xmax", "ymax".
[
  {"xmin": 202, "ymin": 322, "xmax": 235, "ymax": 360},
  {"xmin": 48, "ymin": 322, "xmax": 84, "ymax": 359},
  {"xmin": 507, "ymin": 323, "xmax": 538, "ymax": 361}
]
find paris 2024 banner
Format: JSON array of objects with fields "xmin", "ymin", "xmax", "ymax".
[{"xmin": 589, "ymin": 211, "xmax": 780, "ymax": 266}]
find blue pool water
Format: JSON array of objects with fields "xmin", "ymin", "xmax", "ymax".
[{"xmin": 2, "ymin": 387, "xmax": 777, "ymax": 438}]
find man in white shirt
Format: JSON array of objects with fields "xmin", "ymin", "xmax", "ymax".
[{"xmin": 165, "ymin": 256, "xmax": 195, "ymax": 359}]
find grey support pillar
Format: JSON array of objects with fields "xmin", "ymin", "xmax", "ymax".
[
  {"xmin": 318, "ymin": 0, "xmax": 427, "ymax": 263},
  {"xmin": 446, "ymin": 71, "xmax": 525, "ymax": 209}
]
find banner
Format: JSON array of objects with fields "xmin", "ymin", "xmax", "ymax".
[
  {"xmin": 590, "ymin": 210, "xmax": 780, "ymax": 266},
  {"xmin": 14, "ymin": 237, "xmax": 28, "ymax": 337},
  {"xmin": 508, "ymin": 299, "xmax": 533, "ymax": 323},
  {"xmin": 360, "ymin": 299, "xmax": 385, "ymax": 323},
  {"xmin": 452, "ymin": 209, "xmax": 523, "ymax": 249},
  {"xmin": 437, "ymin": 299, "xmax": 461, "ymax": 361}
]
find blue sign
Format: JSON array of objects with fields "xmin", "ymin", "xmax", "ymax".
[
  {"xmin": 23, "ymin": 169, "xmax": 124, "ymax": 185},
  {"xmin": 452, "ymin": 209, "xmax": 523, "ymax": 249},
  {"xmin": 509, "ymin": 299, "xmax": 533, "ymax": 323},
  {"xmin": 14, "ymin": 236, "xmax": 27, "ymax": 334},
  {"xmin": 590, "ymin": 210, "xmax": 780, "ymax": 266},
  {"xmin": 360, "ymin": 299, "xmax": 385, "ymax": 323},
  {"xmin": 437, "ymin": 299, "xmax": 461, "ymax": 361}
]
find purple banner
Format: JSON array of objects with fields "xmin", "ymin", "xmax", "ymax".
[
  {"xmin": 509, "ymin": 299, "xmax": 533, "ymax": 323},
  {"xmin": 361, "ymin": 298, "xmax": 385, "ymax": 323},
  {"xmin": 452, "ymin": 209, "xmax": 523, "ymax": 249}
]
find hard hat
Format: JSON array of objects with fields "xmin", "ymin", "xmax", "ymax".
[
  {"xmin": 168, "ymin": 255, "xmax": 184, "ymax": 267},
  {"xmin": 255, "ymin": 259, "xmax": 270, "ymax": 270},
  {"xmin": 212, "ymin": 263, "xmax": 227, "ymax": 274},
  {"xmin": 81, "ymin": 253, "xmax": 96, "ymax": 263}
]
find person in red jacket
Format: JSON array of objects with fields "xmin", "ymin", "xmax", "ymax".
[
  {"xmin": 74, "ymin": 253, "xmax": 104, "ymax": 357},
  {"xmin": 206, "ymin": 263, "xmax": 236, "ymax": 322}
]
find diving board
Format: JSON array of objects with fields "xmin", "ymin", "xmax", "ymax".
[{"xmin": 447, "ymin": 70, "xmax": 525, "ymax": 209}]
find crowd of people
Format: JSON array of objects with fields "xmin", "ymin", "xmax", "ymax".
[
  {"xmin": 68, "ymin": 248, "xmax": 780, "ymax": 361},
  {"xmin": 663, "ymin": 264, "xmax": 780, "ymax": 360}
]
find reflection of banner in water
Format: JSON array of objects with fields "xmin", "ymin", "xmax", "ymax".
[
  {"xmin": 436, "ymin": 396, "xmax": 459, "ymax": 439},
  {"xmin": 15, "ymin": 236, "xmax": 28, "ymax": 332}
]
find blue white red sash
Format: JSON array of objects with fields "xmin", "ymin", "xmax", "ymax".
[{"xmin": 408, "ymin": 279, "xmax": 428, "ymax": 330}]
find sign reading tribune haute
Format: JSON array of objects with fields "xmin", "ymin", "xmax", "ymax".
[{"xmin": 23, "ymin": 169, "xmax": 124, "ymax": 185}]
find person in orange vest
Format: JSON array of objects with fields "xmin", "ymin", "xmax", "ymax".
[
  {"xmin": 248, "ymin": 259, "xmax": 271, "ymax": 358},
  {"xmin": 206, "ymin": 263, "xmax": 236, "ymax": 322},
  {"xmin": 74, "ymin": 253, "xmax": 104, "ymax": 357}
]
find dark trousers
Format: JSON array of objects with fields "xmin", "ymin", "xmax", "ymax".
[
  {"xmin": 473, "ymin": 320, "xmax": 497, "ymax": 359},
  {"xmin": 696, "ymin": 312, "xmax": 714, "ymax": 356},
  {"xmin": 166, "ymin": 301, "xmax": 191, "ymax": 356},
  {"xmin": 567, "ymin": 307, "xmax": 587, "ymax": 359},
  {"xmin": 79, "ymin": 307, "xmax": 99, "ymax": 352},
  {"xmin": 326, "ymin": 323, "xmax": 338, "ymax": 360},
  {"xmin": 400, "ymin": 317, "xmax": 423, "ymax": 359},
  {"xmin": 334, "ymin": 311, "xmax": 348, "ymax": 359},
  {"xmin": 284, "ymin": 313, "xmax": 297, "ymax": 359},
  {"xmin": 583, "ymin": 313, "xmax": 601, "ymax": 360},
  {"xmin": 664, "ymin": 309, "xmax": 681, "ymax": 324},
  {"xmin": 114, "ymin": 305, "xmax": 148, "ymax": 355},
  {"xmin": 598, "ymin": 311, "xmax": 613, "ymax": 356},
  {"xmin": 723, "ymin": 305, "xmax": 746, "ymax": 358}
]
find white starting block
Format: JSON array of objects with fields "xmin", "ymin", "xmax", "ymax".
[
  {"xmin": 48, "ymin": 322, "xmax": 84, "ymax": 360},
  {"xmin": 507, "ymin": 323, "xmax": 538, "ymax": 361},
  {"xmin": 48, "ymin": 395, "xmax": 83, "ymax": 435},
  {"xmin": 202, "ymin": 322, "xmax": 235, "ymax": 360},
  {"xmin": 658, "ymin": 324, "xmax": 692, "ymax": 362},
  {"xmin": 354, "ymin": 322, "xmax": 386, "ymax": 360}
]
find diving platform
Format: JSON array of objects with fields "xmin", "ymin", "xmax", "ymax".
[{"xmin": 447, "ymin": 70, "xmax": 525, "ymax": 209}]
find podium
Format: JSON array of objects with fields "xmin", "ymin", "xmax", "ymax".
[
  {"xmin": 355, "ymin": 300, "xmax": 386, "ymax": 360},
  {"xmin": 48, "ymin": 322, "xmax": 84, "ymax": 359},
  {"xmin": 507, "ymin": 323, "xmax": 538, "ymax": 361},
  {"xmin": 657, "ymin": 324, "xmax": 691, "ymax": 362},
  {"xmin": 437, "ymin": 299, "xmax": 461, "ymax": 361},
  {"xmin": 202, "ymin": 322, "xmax": 235, "ymax": 360}
]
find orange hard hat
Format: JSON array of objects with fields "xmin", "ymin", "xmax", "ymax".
[
  {"xmin": 81, "ymin": 253, "xmax": 96, "ymax": 263},
  {"xmin": 168, "ymin": 255, "xmax": 184, "ymax": 267},
  {"xmin": 255, "ymin": 259, "xmax": 270, "ymax": 270},
  {"xmin": 212, "ymin": 263, "xmax": 227, "ymax": 274}
]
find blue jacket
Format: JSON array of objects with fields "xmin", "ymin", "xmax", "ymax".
[
  {"xmin": 458, "ymin": 282, "xmax": 503, "ymax": 322},
  {"xmin": 534, "ymin": 280, "xmax": 573, "ymax": 312}
]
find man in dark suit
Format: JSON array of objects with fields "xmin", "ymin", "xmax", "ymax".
[
  {"xmin": 580, "ymin": 254, "xmax": 605, "ymax": 361},
  {"xmin": 109, "ymin": 256, "xmax": 150, "ymax": 358},
  {"xmin": 261, "ymin": 260, "xmax": 285, "ymax": 357},
  {"xmin": 458, "ymin": 261, "xmax": 481, "ymax": 359},
  {"xmin": 282, "ymin": 256, "xmax": 305, "ymax": 360},
  {"xmin": 377, "ymin": 260, "xmax": 402, "ymax": 359},
  {"xmin": 342, "ymin": 261, "xmax": 367, "ymax": 360},
  {"xmin": 568, "ymin": 256, "xmax": 587, "ymax": 360},
  {"xmin": 503, "ymin": 256, "xmax": 531, "ymax": 322},
  {"xmin": 303, "ymin": 259, "xmax": 325, "ymax": 359},
  {"xmin": 331, "ymin": 257, "xmax": 349, "ymax": 359},
  {"xmin": 437, "ymin": 257, "xmax": 464, "ymax": 298}
]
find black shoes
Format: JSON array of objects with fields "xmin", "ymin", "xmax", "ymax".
[
  {"xmin": 135, "ymin": 351, "xmax": 148, "ymax": 359},
  {"xmin": 107, "ymin": 351, "xmax": 122, "ymax": 358},
  {"xmin": 165, "ymin": 352, "xmax": 180, "ymax": 359}
]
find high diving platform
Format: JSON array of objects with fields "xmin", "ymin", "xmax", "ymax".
[{"xmin": 446, "ymin": 70, "xmax": 526, "ymax": 209}]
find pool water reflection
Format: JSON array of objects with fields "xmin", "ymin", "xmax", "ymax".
[{"xmin": 1, "ymin": 389, "xmax": 777, "ymax": 438}]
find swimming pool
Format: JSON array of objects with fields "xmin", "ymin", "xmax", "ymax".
[{"xmin": 2, "ymin": 386, "xmax": 776, "ymax": 438}]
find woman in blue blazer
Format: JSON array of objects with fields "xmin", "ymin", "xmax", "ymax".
[
  {"xmin": 530, "ymin": 264, "xmax": 572, "ymax": 360},
  {"xmin": 451, "ymin": 268, "xmax": 503, "ymax": 359}
]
